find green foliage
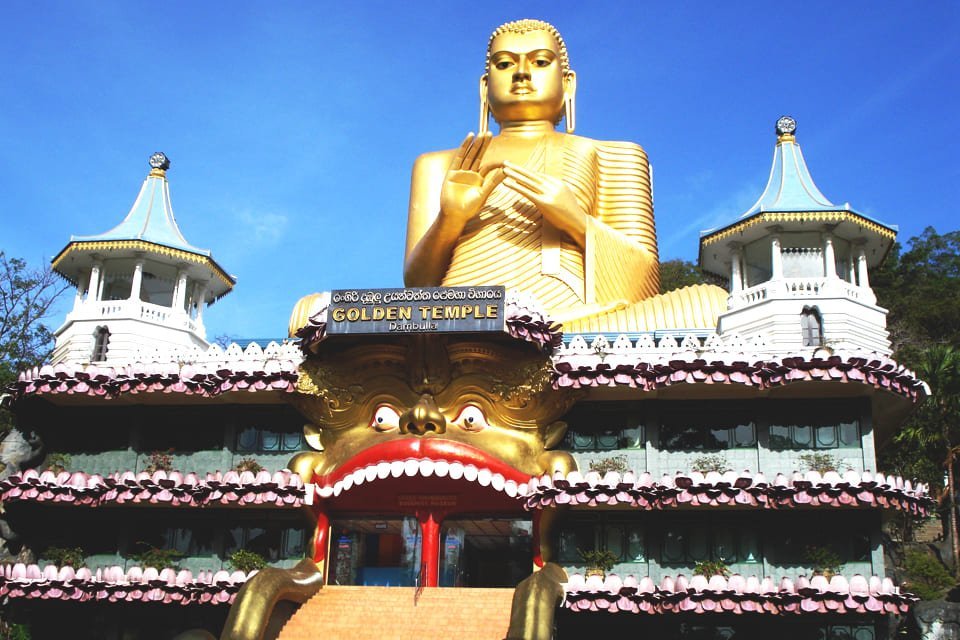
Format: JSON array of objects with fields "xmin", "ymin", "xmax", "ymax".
[
  {"xmin": 588, "ymin": 455, "xmax": 629, "ymax": 475},
  {"xmin": 797, "ymin": 452, "xmax": 845, "ymax": 474},
  {"xmin": 691, "ymin": 454, "xmax": 731, "ymax": 473},
  {"xmin": 659, "ymin": 258, "xmax": 709, "ymax": 294},
  {"xmin": 872, "ymin": 228, "xmax": 960, "ymax": 361},
  {"xmin": 0, "ymin": 621, "xmax": 31, "ymax": 640},
  {"xmin": 903, "ymin": 549, "xmax": 954, "ymax": 600},
  {"xmin": 693, "ymin": 560, "xmax": 730, "ymax": 578},
  {"xmin": 128, "ymin": 544, "xmax": 183, "ymax": 569},
  {"xmin": 578, "ymin": 548, "xmax": 618, "ymax": 572},
  {"xmin": 803, "ymin": 545, "xmax": 842, "ymax": 575},
  {"xmin": 41, "ymin": 546, "xmax": 85, "ymax": 568},
  {"xmin": 228, "ymin": 549, "xmax": 268, "ymax": 573},
  {"xmin": 44, "ymin": 452, "xmax": 71, "ymax": 473},
  {"xmin": 235, "ymin": 457, "xmax": 264, "ymax": 474},
  {"xmin": 144, "ymin": 450, "xmax": 174, "ymax": 473},
  {"xmin": 0, "ymin": 252, "xmax": 68, "ymax": 433}
]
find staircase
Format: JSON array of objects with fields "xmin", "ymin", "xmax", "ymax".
[{"xmin": 277, "ymin": 586, "xmax": 515, "ymax": 640}]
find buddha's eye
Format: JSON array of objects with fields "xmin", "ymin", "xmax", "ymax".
[
  {"xmin": 534, "ymin": 58, "xmax": 551, "ymax": 68},
  {"xmin": 453, "ymin": 405, "xmax": 488, "ymax": 432},
  {"xmin": 495, "ymin": 60, "xmax": 512, "ymax": 70},
  {"xmin": 370, "ymin": 405, "xmax": 400, "ymax": 432}
]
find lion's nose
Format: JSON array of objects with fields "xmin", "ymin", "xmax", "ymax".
[{"xmin": 399, "ymin": 394, "xmax": 446, "ymax": 435}]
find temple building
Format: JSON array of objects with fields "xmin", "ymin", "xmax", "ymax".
[{"xmin": 0, "ymin": 19, "xmax": 930, "ymax": 640}]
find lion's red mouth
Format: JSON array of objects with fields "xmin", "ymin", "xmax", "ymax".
[{"xmin": 312, "ymin": 438, "xmax": 532, "ymax": 499}]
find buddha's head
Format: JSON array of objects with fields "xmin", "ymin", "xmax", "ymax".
[{"xmin": 481, "ymin": 19, "xmax": 576, "ymax": 133}]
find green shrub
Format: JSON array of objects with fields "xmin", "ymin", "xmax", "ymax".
[
  {"xmin": 693, "ymin": 560, "xmax": 730, "ymax": 578},
  {"xmin": 144, "ymin": 450, "xmax": 174, "ymax": 473},
  {"xmin": 234, "ymin": 457, "xmax": 264, "ymax": 474},
  {"xmin": 128, "ymin": 544, "xmax": 183, "ymax": 569},
  {"xmin": 228, "ymin": 549, "xmax": 268, "ymax": 573},
  {"xmin": 903, "ymin": 549, "xmax": 954, "ymax": 600},
  {"xmin": 578, "ymin": 549, "xmax": 618, "ymax": 572},
  {"xmin": 803, "ymin": 545, "xmax": 843, "ymax": 576},
  {"xmin": 41, "ymin": 546, "xmax": 85, "ymax": 568},
  {"xmin": 797, "ymin": 452, "xmax": 846, "ymax": 474},
  {"xmin": 588, "ymin": 455, "xmax": 629, "ymax": 475},
  {"xmin": 44, "ymin": 453, "xmax": 71, "ymax": 474},
  {"xmin": 691, "ymin": 454, "xmax": 730, "ymax": 473}
]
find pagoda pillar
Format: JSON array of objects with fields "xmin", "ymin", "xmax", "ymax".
[
  {"xmin": 856, "ymin": 246, "xmax": 870, "ymax": 288},
  {"xmin": 822, "ymin": 231, "xmax": 838, "ymax": 279},
  {"xmin": 87, "ymin": 260, "xmax": 103, "ymax": 304},
  {"xmin": 73, "ymin": 270, "xmax": 88, "ymax": 310},
  {"xmin": 195, "ymin": 283, "xmax": 208, "ymax": 324},
  {"xmin": 129, "ymin": 257, "xmax": 145, "ymax": 302},
  {"xmin": 173, "ymin": 268, "xmax": 189, "ymax": 312},
  {"xmin": 769, "ymin": 230, "xmax": 784, "ymax": 281},
  {"xmin": 729, "ymin": 244, "xmax": 743, "ymax": 294}
]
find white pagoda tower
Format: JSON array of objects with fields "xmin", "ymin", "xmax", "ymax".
[
  {"xmin": 700, "ymin": 116, "xmax": 897, "ymax": 356},
  {"xmin": 48, "ymin": 152, "xmax": 235, "ymax": 364}
]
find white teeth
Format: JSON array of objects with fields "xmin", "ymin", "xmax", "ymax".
[
  {"xmin": 449, "ymin": 462, "xmax": 464, "ymax": 480},
  {"xmin": 318, "ymin": 485, "xmax": 334, "ymax": 498},
  {"xmin": 377, "ymin": 463, "xmax": 391, "ymax": 480},
  {"xmin": 477, "ymin": 468, "xmax": 492, "ymax": 487},
  {"xmin": 419, "ymin": 459, "xmax": 435, "ymax": 477},
  {"xmin": 492, "ymin": 473, "xmax": 505, "ymax": 491},
  {"xmin": 463, "ymin": 465, "xmax": 479, "ymax": 482},
  {"xmin": 365, "ymin": 466, "xmax": 379, "ymax": 482},
  {"xmin": 404, "ymin": 459, "xmax": 420, "ymax": 477},
  {"xmin": 342, "ymin": 475, "xmax": 354, "ymax": 491},
  {"xmin": 332, "ymin": 483, "xmax": 343, "ymax": 497},
  {"xmin": 352, "ymin": 469, "xmax": 366, "ymax": 485},
  {"xmin": 433, "ymin": 460, "xmax": 449, "ymax": 477},
  {"xmin": 505, "ymin": 480, "xmax": 518, "ymax": 497},
  {"xmin": 390, "ymin": 461, "xmax": 405, "ymax": 478}
]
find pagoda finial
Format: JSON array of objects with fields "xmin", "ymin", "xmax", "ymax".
[
  {"xmin": 148, "ymin": 152, "xmax": 170, "ymax": 178},
  {"xmin": 775, "ymin": 115, "xmax": 797, "ymax": 143}
]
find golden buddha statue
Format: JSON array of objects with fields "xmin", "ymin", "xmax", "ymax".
[{"xmin": 402, "ymin": 19, "xmax": 726, "ymax": 332}]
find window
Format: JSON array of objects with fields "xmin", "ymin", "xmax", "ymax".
[
  {"xmin": 661, "ymin": 525, "xmax": 760, "ymax": 565},
  {"xmin": 236, "ymin": 426, "xmax": 304, "ymax": 453},
  {"xmin": 768, "ymin": 413, "xmax": 859, "ymax": 450},
  {"xmin": 225, "ymin": 524, "xmax": 307, "ymax": 562},
  {"xmin": 91, "ymin": 326, "xmax": 110, "ymax": 361},
  {"xmin": 801, "ymin": 306, "xmax": 824, "ymax": 347},
  {"xmin": 563, "ymin": 404, "xmax": 644, "ymax": 451},
  {"xmin": 660, "ymin": 409, "xmax": 755, "ymax": 451},
  {"xmin": 557, "ymin": 516, "xmax": 645, "ymax": 564}
]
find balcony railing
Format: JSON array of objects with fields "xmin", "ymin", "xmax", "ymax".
[
  {"xmin": 68, "ymin": 299, "xmax": 202, "ymax": 333},
  {"xmin": 731, "ymin": 277, "xmax": 874, "ymax": 309}
]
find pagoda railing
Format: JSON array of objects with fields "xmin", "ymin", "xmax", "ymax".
[
  {"xmin": 730, "ymin": 277, "xmax": 875, "ymax": 309},
  {"xmin": 66, "ymin": 299, "xmax": 201, "ymax": 333}
]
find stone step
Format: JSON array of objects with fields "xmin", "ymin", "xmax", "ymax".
[{"xmin": 277, "ymin": 586, "xmax": 514, "ymax": 640}]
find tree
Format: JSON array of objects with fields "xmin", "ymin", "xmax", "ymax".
[
  {"xmin": 0, "ymin": 252, "xmax": 68, "ymax": 430},
  {"xmin": 659, "ymin": 258, "xmax": 710, "ymax": 294},
  {"xmin": 872, "ymin": 227, "xmax": 960, "ymax": 361}
]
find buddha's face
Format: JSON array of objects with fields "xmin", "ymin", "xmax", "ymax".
[{"xmin": 486, "ymin": 29, "xmax": 568, "ymax": 124}]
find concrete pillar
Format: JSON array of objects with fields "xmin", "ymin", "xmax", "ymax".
[
  {"xmin": 87, "ymin": 260, "xmax": 103, "ymax": 304},
  {"xmin": 73, "ymin": 270, "xmax": 88, "ymax": 310},
  {"xmin": 729, "ymin": 244, "xmax": 743, "ymax": 294},
  {"xmin": 129, "ymin": 257, "xmax": 145, "ymax": 302},
  {"xmin": 823, "ymin": 233, "xmax": 838, "ymax": 279},
  {"xmin": 857, "ymin": 246, "xmax": 870, "ymax": 288},
  {"xmin": 770, "ymin": 234, "xmax": 783, "ymax": 281},
  {"xmin": 195, "ymin": 283, "xmax": 208, "ymax": 323},
  {"xmin": 173, "ymin": 268, "xmax": 188, "ymax": 312}
]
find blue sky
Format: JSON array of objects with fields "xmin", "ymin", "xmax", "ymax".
[{"xmin": 1, "ymin": 1, "xmax": 957, "ymax": 341}]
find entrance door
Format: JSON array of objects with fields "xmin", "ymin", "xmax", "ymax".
[
  {"xmin": 439, "ymin": 517, "xmax": 533, "ymax": 587},
  {"xmin": 328, "ymin": 516, "xmax": 421, "ymax": 586}
]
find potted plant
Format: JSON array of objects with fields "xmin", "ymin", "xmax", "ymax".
[
  {"xmin": 578, "ymin": 548, "xmax": 618, "ymax": 578},
  {"xmin": 693, "ymin": 560, "xmax": 730, "ymax": 578},
  {"xmin": 804, "ymin": 545, "xmax": 842, "ymax": 579},
  {"xmin": 228, "ymin": 549, "xmax": 268, "ymax": 573},
  {"xmin": 234, "ymin": 457, "xmax": 264, "ymax": 474}
]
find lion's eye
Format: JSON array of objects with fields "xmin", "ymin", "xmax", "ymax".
[
  {"xmin": 370, "ymin": 405, "xmax": 400, "ymax": 432},
  {"xmin": 453, "ymin": 405, "xmax": 488, "ymax": 432}
]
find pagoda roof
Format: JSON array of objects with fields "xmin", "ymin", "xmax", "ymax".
[
  {"xmin": 700, "ymin": 117, "xmax": 897, "ymax": 246},
  {"xmin": 71, "ymin": 153, "xmax": 210, "ymax": 256}
]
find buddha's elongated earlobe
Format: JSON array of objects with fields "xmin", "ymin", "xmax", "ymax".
[
  {"xmin": 479, "ymin": 74, "xmax": 490, "ymax": 135},
  {"xmin": 564, "ymin": 71, "xmax": 577, "ymax": 134}
]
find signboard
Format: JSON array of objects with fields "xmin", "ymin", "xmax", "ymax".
[
  {"xmin": 327, "ymin": 286, "xmax": 505, "ymax": 335},
  {"xmin": 397, "ymin": 494, "xmax": 459, "ymax": 508}
]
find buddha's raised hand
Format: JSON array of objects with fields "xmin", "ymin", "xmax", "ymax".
[
  {"xmin": 440, "ymin": 132, "xmax": 505, "ymax": 226},
  {"xmin": 503, "ymin": 160, "xmax": 587, "ymax": 247}
]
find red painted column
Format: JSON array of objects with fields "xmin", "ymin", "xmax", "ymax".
[
  {"xmin": 313, "ymin": 508, "xmax": 330, "ymax": 565},
  {"xmin": 531, "ymin": 510, "xmax": 544, "ymax": 568},
  {"xmin": 417, "ymin": 509, "xmax": 441, "ymax": 587}
]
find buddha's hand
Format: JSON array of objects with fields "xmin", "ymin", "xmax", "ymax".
[
  {"xmin": 440, "ymin": 132, "xmax": 505, "ymax": 226},
  {"xmin": 503, "ymin": 161, "xmax": 587, "ymax": 243}
]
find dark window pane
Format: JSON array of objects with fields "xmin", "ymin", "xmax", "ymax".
[
  {"xmin": 282, "ymin": 432, "xmax": 303, "ymax": 451},
  {"xmin": 816, "ymin": 425, "xmax": 838, "ymax": 448},
  {"xmin": 793, "ymin": 425, "xmax": 812, "ymax": 447},
  {"xmin": 237, "ymin": 427, "xmax": 258, "ymax": 452},
  {"xmin": 769, "ymin": 425, "xmax": 792, "ymax": 449},
  {"xmin": 708, "ymin": 428, "xmax": 730, "ymax": 450},
  {"xmin": 260, "ymin": 431, "xmax": 281, "ymax": 452},
  {"xmin": 840, "ymin": 421, "xmax": 859, "ymax": 446},
  {"xmin": 572, "ymin": 433, "xmax": 595, "ymax": 450},
  {"xmin": 621, "ymin": 426, "xmax": 643, "ymax": 449},
  {"xmin": 662, "ymin": 530, "xmax": 685, "ymax": 563},
  {"xmin": 661, "ymin": 425, "xmax": 703, "ymax": 451},
  {"xmin": 596, "ymin": 430, "xmax": 620, "ymax": 450}
]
